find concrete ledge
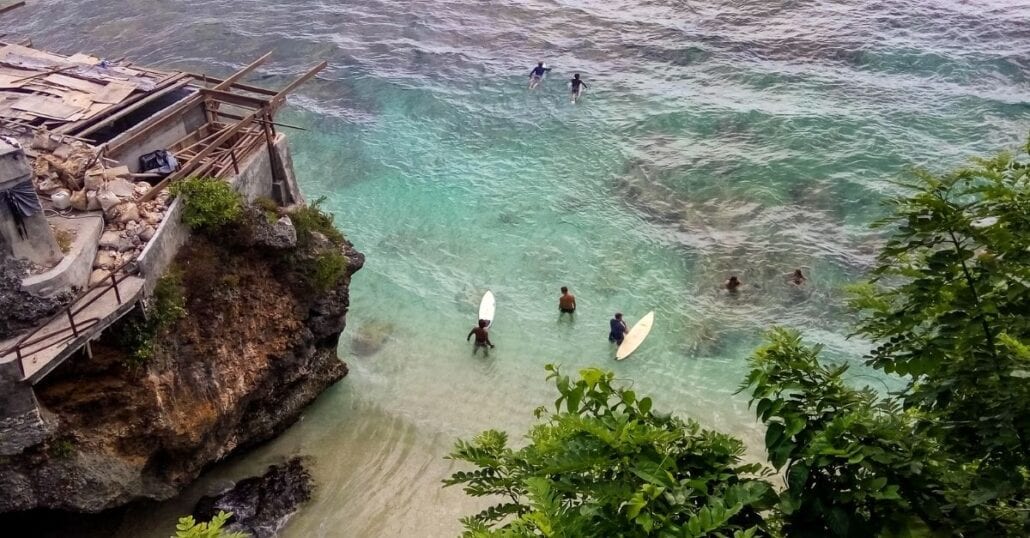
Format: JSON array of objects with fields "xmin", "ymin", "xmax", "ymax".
[{"xmin": 22, "ymin": 213, "xmax": 104, "ymax": 297}]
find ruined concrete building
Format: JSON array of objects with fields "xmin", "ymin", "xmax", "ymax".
[{"xmin": 0, "ymin": 39, "xmax": 324, "ymax": 454}]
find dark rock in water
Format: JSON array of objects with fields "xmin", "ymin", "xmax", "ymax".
[
  {"xmin": 350, "ymin": 320, "xmax": 394, "ymax": 356},
  {"xmin": 194, "ymin": 458, "xmax": 312, "ymax": 538}
]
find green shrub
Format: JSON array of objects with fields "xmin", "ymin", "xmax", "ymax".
[
  {"xmin": 114, "ymin": 316, "xmax": 155, "ymax": 369},
  {"xmin": 49, "ymin": 438, "xmax": 75, "ymax": 459},
  {"xmin": 170, "ymin": 177, "xmax": 243, "ymax": 231},
  {"xmin": 173, "ymin": 511, "xmax": 246, "ymax": 538},
  {"xmin": 151, "ymin": 270, "xmax": 187, "ymax": 330},
  {"xmin": 308, "ymin": 250, "xmax": 347, "ymax": 292},
  {"xmin": 290, "ymin": 196, "xmax": 344, "ymax": 248},
  {"xmin": 113, "ymin": 271, "xmax": 186, "ymax": 369},
  {"xmin": 446, "ymin": 365, "xmax": 777, "ymax": 537},
  {"xmin": 254, "ymin": 196, "xmax": 280, "ymax": 224}
]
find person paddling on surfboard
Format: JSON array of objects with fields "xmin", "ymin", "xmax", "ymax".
[
  {"xmin": 467, "ymin": 319, "xmax": 495, "ymax": 354},
  {"xmin": 528, "ymin": 62, "xmax": 551, "ymax": 90},
  {"xmin": 558, "ymin": 286, "xmax": 576, "ymax": 317},
  {"xmin": 608, "ymin": 313, "xmax": 628, "ymax": 345},
  {"xmin": 570, "ymin": 73, "xmax": 588, "ymax": 103}
]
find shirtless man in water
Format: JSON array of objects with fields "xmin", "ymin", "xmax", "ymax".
[
  {"xmin": 559, "ymin": 286, "xmax": 576, "ymax": 317},
  {"xmin": 467, "ymin": 319, "xmax": 495, "ymax": 355}
]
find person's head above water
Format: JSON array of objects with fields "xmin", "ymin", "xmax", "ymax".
[
  {"xmin": 574, "ymin": 73, "xmax": 581, "ymax": 79},
  {"xmin": 478, "ymin": 319, "xmax": 488, "ymax": 328},
  {"xmin": 561, "ymin": 286, "xmax": 568, "ymax": 294},
  {"xmin": 793, "ymin": 269, "xmax": 804, "ymax": 277},
  {"xmin": 727, "ymin": 276, "xmax": 741, "ymax": 286},
  {"xmin": 614, "ymin": 312, "xmax": 623, "ymax": 320},
  {"xmin": 538, "ymin": 61, "xmax": 544, "ymax": 67}
]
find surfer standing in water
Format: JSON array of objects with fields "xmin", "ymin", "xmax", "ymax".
[
  {"xmin": 609, "ymin": 313, "xmax": 628, "ymax": 345},
  {"xmin": 467, "ymin": 319, "xmax": 495, "ymax": 355},
  {"xmin": 528, "ymin": 62, "xmax": 551, "ymax": 90},
  {"xmin": 559, "ymin": 286, "xmax": 577, "ymax": 318},
  {"xmin": 570, "ymin": 73, "xmax": 587, "ymax": 103}
]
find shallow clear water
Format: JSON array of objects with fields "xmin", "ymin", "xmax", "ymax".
[{"xmin": 8, "ymin": 0, "xmax": 1030, "ymax": 536}]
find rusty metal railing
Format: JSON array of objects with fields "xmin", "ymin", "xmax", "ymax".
[{"xmin": 1, "ymin": 261, "xmax": 141, "ymax": 380}]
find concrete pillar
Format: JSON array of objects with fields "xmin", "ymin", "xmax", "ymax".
[
  {"xmin": 0, "ymin": 360, "xmax": 47, "ymax": 455},
  {"xmin": 0, "ymin": 140, "xmax": 61, "ymax": 267}
]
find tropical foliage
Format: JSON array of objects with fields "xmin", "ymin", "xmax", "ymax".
[
  {"xmin": 447, "ymin": 139, "xmax": 1030, "ymax": 537},
  {"xmin": 170, "ymin": 177, "xmax": 244, "ymax": 230},
  {"xmin": 171, "ymin": 511, "xmax": 246, "ymax": 538},
  {"xmin": 445, "ymin": 365, "xmax": 777, "ymax": 537}
]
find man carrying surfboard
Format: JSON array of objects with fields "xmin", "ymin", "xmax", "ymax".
[
  {"xmin": 467, "ymin": 319, "xmax": 495, "ymax": 354},
  {"xmin": 570, "ymin": 73, "xmax": 587, "ymax": 103},
  {"xmin": 528, "ymin": 62, "xmax": 551, "ymax": 90},
  {"xmin": 608, "ymin": 313, "xmax": 628, "ymax": 345}
]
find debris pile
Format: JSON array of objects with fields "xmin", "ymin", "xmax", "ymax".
[{"xmin": 25, "ymin": 130, "xmax": 172, "ymax": 284}]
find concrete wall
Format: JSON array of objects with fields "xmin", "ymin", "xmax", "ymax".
[
  {"xmin": 230, "ymin": 141, "xmax": 274, "ymax": 203},
  {"xmin": 137, "ymin": 197, "xmax": 187, "ymax": 296},
  {"xmin": 273, "ymin": 134, "xmax": 305, "ymax": 205},
  {"xmin": 107, "ymin": 96, "xmax": 207, "ymax": 173},
  {"xmin": 0, "ymin": 361, "xmax": 47, "ymax": 455}
]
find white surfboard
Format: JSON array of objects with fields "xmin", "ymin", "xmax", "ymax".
[
  {"xmin": 479, "ymin": 291, "xmax": 496, "ymax": 328},
  {"xmin": 616, "ymin": 311, "xmax": 654, "ymax": 360}
]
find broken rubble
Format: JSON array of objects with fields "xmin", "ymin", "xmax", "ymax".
[
  {"xmin": 89, "ymin": 269, "xmax": 111, "ymax": 286},
  {"xmin": 99, "ymin": 231, "xmax": 132, "ymax": 252},
  {"xmin": 93, "ymin": 250, "xmax": 117, "ymax": 270}
]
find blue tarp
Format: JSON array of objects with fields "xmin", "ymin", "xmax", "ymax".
[{"xmin": 1, "ymin": 179, "xmax": 41, "ymax": 217}]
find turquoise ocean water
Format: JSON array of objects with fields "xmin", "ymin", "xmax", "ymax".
[{"xmin": 7, "ymin": 0, "xmax": 1030, "ymax": 535}]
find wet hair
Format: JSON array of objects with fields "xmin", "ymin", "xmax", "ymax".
[
  {"xmin": 478, "ymin": 319, "xmax": 488, "ymax": 328},
  {"xmin": 615, "ymin": 312, "xmax": 623, "ymax": 319},
  {"xmin": 538, "ymin": 61, "xmax": 544, "ymax": 67},
  {"xmin": 793, "ymin": 269, "xmax": 804, "ymax": 276},
  {"xmin": 574, "ymin": 73, "xmax": 580, "ymax": 79},
  {"xmin": 561, "ymin": 286, "xmax": 568, "ymax": 294},
  {"xmin": 729, "ymin": 276, "xmax": 740, "ymax": 282}
]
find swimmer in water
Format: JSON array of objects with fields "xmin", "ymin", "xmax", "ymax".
[
  {"xmin": 725, "ymin": 275, "xmax": 742, "ymax": 292},
  {"xmin": 788, "ymin": 269, "xmax": 806, "ymax": 286},
  {"xmin": 558, "ymin": 286, "xmax": 576, "ymax": 318},
  {"xmin": 528, "ymin": 62, "xmax": 551, "ymax": 90},
  {"xmin": 570, "ymin": 73, "xmax": 587, "ymax": 103}
]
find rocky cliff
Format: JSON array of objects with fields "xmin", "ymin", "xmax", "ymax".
[{"xmin": 0, "ymin": 221, "xmax": 363, "ymax": 513}]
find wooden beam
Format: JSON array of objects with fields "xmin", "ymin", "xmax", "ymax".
[
  {"xmin": 0, "ymin": 2, "xmax": 26, "ymax": 16},
  {"xmin": 139, "ymin": 111, "xmax": 258, "ymax": 202},
  {"xmin": 74, "ymin": 78, "xmax": 191, "ymax": 137},
  {"xmin": 270, "ymin": 61, "xmax": 327, "ymax": 109},
  {"xmin": 184, "ymin": 73, "xmax": 278, "ymax": 96},
  {"xmin": 199, "ymin": 88, "xmax": 269, "ymax": 109},
  {"xmin": 212, "ymin": 51, "xmax": 273, "ymax": 91},
  {"xmin": 212, "ymin": 110, "xmax": 307, "ymax": 131}
]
